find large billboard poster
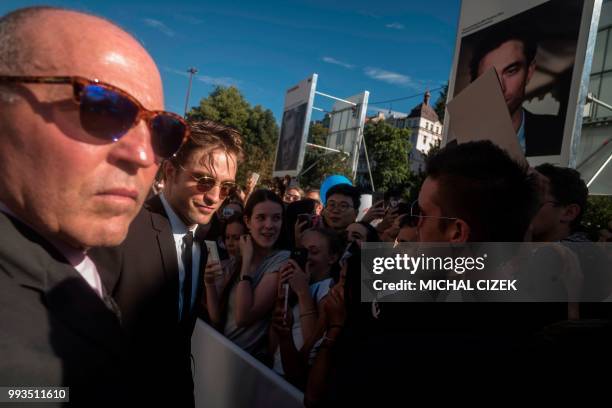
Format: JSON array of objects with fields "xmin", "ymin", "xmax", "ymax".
[
  {"xmin": 327, "ymin": 91, "xmax": 369, "ymax": 179},
  {"xmin": 444, "ymin": 0, "xmax": 602, "ymax": 167},
  {"xmin": 273, "ymin": 74, "xmax": 318, "ymax": 177}
]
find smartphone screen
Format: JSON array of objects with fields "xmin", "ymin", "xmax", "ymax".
[
  {"xmin": 290, "ymin": 248, "xmax": 308, "ymax": 271},
  {"xmin": 250, "ymin": 172, "xmax": 260, "ymax": 186},
  {"xmin": 205, "ymin": 240, "xmax": 220, "ymax": 263}
]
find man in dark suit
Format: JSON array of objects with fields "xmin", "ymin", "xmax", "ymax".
[
  {"xmin": 0, "ymin": 6, "xmax": 181, "ymax": 404},
  {"xmin": 92, "ymin": 120, "xmax": 244, "ymax": 406},
  {"xmin": 470, "ymin": 29, "xmax": 564, "ymax": 157}
]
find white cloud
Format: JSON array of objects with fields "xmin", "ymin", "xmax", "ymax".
[
  {"xmin": 322, "ymin": 56, "xmax": 355, "ymax": 69},
  {"xmin": 364, "ymin": 67, "xmax": 413, "ymax": 87},
  {"xmin": 162, "ymin": 67, "xmax": 241, "ymax": 87},
  {"xmin": 385, "ymin": 22, "xmax": 405, "ymax": 30},
  {"xmin": 195, "ymin": 75, "xmax": 241, "ymax": 87},
  {"xmin": 142, "ymin": 18, "xmax": 175, "ymax": 37},
  {"xmin": 172, "ymin": 13, "xmax": 204, "ymax": 25}
]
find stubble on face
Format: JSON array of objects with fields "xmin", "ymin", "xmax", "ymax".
[{"xmin": 164, "ymin": 148, "xmax": 238, "ymax": 228}]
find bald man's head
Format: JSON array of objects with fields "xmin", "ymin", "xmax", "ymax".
[
  {"xmin": 1, "ymin": 7, "xmax": 140, "ymax": 73},
  {"xmin": 0, "ymin": 8, "xmax": 162, "ymax": 104},
  {"xmin": 0, "ymin": 6, "xmax": 165, "ymax": 248}
]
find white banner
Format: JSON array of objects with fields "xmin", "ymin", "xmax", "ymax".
[{"xmin": 191, "ymin": 319, "xmax": 304, "ymax": 408}]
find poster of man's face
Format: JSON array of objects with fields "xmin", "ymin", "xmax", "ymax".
[
  {"xmin": 274, "ymin": 102, "xmax": 307, "ymax": 173},
  {"xmin": 450, "ymin": 0, "xmax": 589, "ymax": 161}
]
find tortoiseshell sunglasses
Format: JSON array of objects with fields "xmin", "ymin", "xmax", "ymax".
[{"xmin": 0, "ymin": 75, "xmax": 189, "ymax": 159}]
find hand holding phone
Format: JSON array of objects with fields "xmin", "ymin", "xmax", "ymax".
[
  {"xmin": 297, "ymin": 213, "xmax": 312, "ymax": 232},
  {"xmin": 290, "ymin": 248, "xmax": 309, "ymax": 271}
]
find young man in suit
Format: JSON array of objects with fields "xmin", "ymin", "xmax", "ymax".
[
  {"xmin": 92, "ymin": 120, "xmax": 244, "ymax": 406},
  {"xmin": 0, "ymin": 6, "xmax": 186, "ymax": 403}
]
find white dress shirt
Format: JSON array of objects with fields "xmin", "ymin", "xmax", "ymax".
[{"xmin": 0, "ymin": 201, "xmax": 104, "ymax": 298}]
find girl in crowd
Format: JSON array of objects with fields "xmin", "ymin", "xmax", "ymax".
[
  {"xmin": 270, "ymin": 228, "xmax": 343, "ymax": 385},
  {"xmin": 201, "ymin": 214, "xmax": 247, "ymax": 296},
  {"xmin": 222, "ymin": 213, "xmax": 246, "ymax": 260},
  {"xmin": 204, "ymin": 189, "xmax": 290, "ymax": 361},
  {"xmin": 303, "ymin": 242, "xmax": 359, "ymax": 407}
]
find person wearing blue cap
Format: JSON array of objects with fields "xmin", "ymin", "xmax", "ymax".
[{"xmin": 322, "ymin": 184, "xmax": 361, "ymax": 235}]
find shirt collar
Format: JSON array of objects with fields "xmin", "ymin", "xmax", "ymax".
[{"xmin": 159, "ymin": 193, "xmax": 197, "ymax": 235}]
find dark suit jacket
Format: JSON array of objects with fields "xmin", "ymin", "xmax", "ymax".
[
  {"xmin": 90, "ymin": 194, "xmax": 208, "ymax": 406},
  {"xmin": 0, "ymin": 212, "xmax": 128, "ymax": 406},
  {"xmin": 524, "ymin": 109, "xmax": 564, "ymax": 157}
]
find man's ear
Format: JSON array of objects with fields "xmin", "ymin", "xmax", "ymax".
[
  {"xmin": 448, "ymin": 219, "xmax": 470, "ymax": 243},
  {"xmin": 163, "ymin": 161, "xmax": 176, "ymax": 184},
  {"xmin": 243, "ymin": 214, "xmax": 251, "ymax": 231},
  {"xmin": 560, "ymin": 204, "xmax": 581, "ymax": 225}
]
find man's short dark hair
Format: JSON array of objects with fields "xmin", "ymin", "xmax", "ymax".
[
  {"xmin": 469, "ymin": 28, "xmax": 538, "ymax": 82},
  {"xmin": 326, "ymin": 184, "xmax": 360, "ymax": 210},
  {"xmin": 535, "ymin": 163, "xmax": 588, "ymax": 231},
  {"xmin": 169, "ymin": 120, "xmax": 244, "ymax": 171},
  {"xmin": 425, "ymin": 140, "xmax": 538, "ymax": 242}
]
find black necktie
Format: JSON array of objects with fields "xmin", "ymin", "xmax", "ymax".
[{"xmin": 181, "ymin": 231, "xmax": 194, "ymax": 324}]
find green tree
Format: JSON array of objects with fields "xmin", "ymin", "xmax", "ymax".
[
  {"xmin": 298, "ymin": 122, "xmax": 352, "ymax": 189},
  {"xmin": 363, "ymin": 121, "xmax": 412, "ymax": 192},
  {"xmin": 582, "ymin": 195, "xmax": 612, "ymax": 240},
  {"xmin": 433, "ymin": 83, "xmax": 448, "ymax": 123},
  {"xmin": 187, "ymin": 86, "xmax": 279, "ymax": 185}
]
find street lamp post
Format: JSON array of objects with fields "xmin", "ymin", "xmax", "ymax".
[{"xmin": 183, "ymin": 67, "xmax": 198, "ymax": 117}]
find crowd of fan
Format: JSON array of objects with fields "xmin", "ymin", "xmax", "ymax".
[{"xmin": 149, "ymin": 134, "xmax": 611, "ymax": 406}]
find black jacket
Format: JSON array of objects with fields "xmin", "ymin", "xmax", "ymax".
[
  {"xmin": 524, "ymin": 109, "xmax": 564, "ymax": 157},
  {"xmin": 90, "ymin": 194, "xmax": 208, "ymax": 407},
  {"xmin": 0, "ymin": 212, "xmax": 128, "ymax": 406}
]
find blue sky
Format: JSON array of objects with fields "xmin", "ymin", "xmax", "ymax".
[{"xmin": 1, "ymin": 0, "xmax": 460, "ymax": 122}]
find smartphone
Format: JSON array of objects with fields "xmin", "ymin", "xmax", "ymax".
[
  {"xmin": 297, "ymin": 213, "xmax": 312, "ymax": 231},
  {"xmin": 249, "ymin": 172, "xmax": 260, "ymax": 187},
  {"xmin": 372, "ymin": 191, "xmax": 385, "ymax": 204},
  {"xmin": 205, "ymin": 240, "xmax": 220, "ymax": 264},
  {"xmin": 222, "ymin": 207, "xmax": 235, "ymax": 219},
  {"xmin": 290, "ymin": 248, "xmax": 309, "ymax": 271},
  {"xmin": 282, "ymin": 283, "xmax": 289, "ymax": 321},
  {"xmin": 340, "ymin": 240, "xmax": 359, "ymax": 264}
]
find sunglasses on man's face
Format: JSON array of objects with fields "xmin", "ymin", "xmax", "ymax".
[
  {"xmin": 178, "ymin": 165, "xmax": 237, "ymax": 199},
  {"xmin": 0, "ymin": 76, "xmax": 189, "ymax": 159}
]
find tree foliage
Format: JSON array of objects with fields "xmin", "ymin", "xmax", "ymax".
[
  {"xmin": 298, "ymin": 122, "xmax": 352, "ymax": 189},
  {"xmin": 582, "ymin": 195, "xmax": 612, "ymax": 240},
  {"xmin": 433, "ymin": 83, "xmax": 448, "ymax": 123},
  {"xmin": 363, "ymin": 121, "xmax": 412, "ymax": 192}
]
